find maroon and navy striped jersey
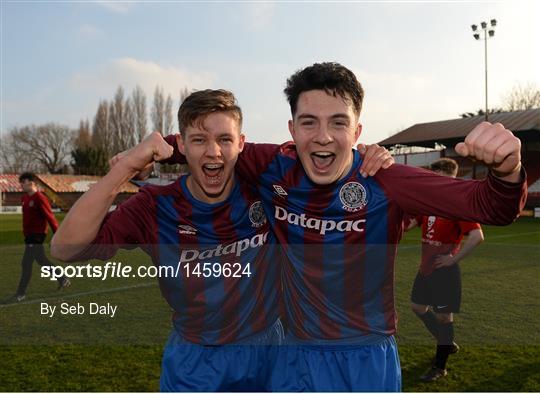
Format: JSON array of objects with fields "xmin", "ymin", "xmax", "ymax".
[
  {"xmin": 72, "ymin": 175, "xmax": 280, "ymax": 345},
  {"xmin": 164, "ymin": 137, "xmax": 527, "ymax": 344}
]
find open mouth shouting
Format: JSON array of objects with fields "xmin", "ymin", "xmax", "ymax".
[
  {"xmin": 202, "ymin": 163, "xmax": 224, "ymax": 185},
  {"xmin": 311, "ymin": 151, "xmax": 336, "ymax": 172}
]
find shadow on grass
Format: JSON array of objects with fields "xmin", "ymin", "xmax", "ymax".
[
  {"xmin": 400, "ymin": 344, "xmax": 540, "ymax": 392},
  {"xmin": 459, "ymin": 360, "xmax": 540, "ymax": 392}
]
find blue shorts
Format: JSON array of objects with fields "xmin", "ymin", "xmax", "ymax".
[
  {"xmin": 268, "ymin": 335, "xmax": 401, "ymax": 392},
  {"xmin": 160, "ymin": 319, "xmax": 284, "ymax": 392}
]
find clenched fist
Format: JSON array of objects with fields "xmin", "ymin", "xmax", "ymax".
[
  {"xmin": 455, "ymin": 122, "xmax": 522, "ymax": 182},
  {"xmin": 110, "ymin": 132, "xmax": 174, "ymax": 178}
]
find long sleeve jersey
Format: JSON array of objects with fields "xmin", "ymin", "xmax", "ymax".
[{"xmin": 163, "ymin": 137, "xmax": 527, "ymax": 344}]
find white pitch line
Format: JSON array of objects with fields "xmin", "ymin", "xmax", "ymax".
[{"xmin": 0, "ymin": 281, "xmax": 156, "ymax": 309}]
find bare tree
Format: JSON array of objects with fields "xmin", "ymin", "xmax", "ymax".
[
  {"xmin": 132, "ymin": 85, "xmax": 148, "ymax": 143},
  {"xmin": 92, "ymin": 100, "xmax": 113, "ymax": 157},
  {"xmin": 9, "ymin": 123, "xmax": 73, "ymax": 173},
  {"xmin": 502, "ymin": 82, "xmax": 540, "ymax": 111},
  {"xmin": 0, "ymin": 131, "xmax": 40, "ymax": 173},
  {"xmin": 173, "ymin": 86, "xmax": 191, "ymax": 132},
  {"xmin": 73, "ymin": 118, "xmax": 107, "ymax": 175},
  {"xmin": 75, "ymin": 119, "xmax": 91, "ymax": 149},
  {"xmin": 460, "ymin": 108, "xmax": 503, "ymax": 118},
  {"xmin": 179, "ymin": 86, "xmax": 190, "ymax": 104},
  {"xmin": 121, "ymin": 97, "xmax": 136, "ymax": 150},
  {"xmin": 109, "ymin": 86, "xmax": 125, "ymax": 153},
  {"xmin": 151, "ymin": 86, "xmax": 165, "ymax": 134},
  {"xmin": 164, "ymin": 94, "xmax": 174, "ymax": 134}
]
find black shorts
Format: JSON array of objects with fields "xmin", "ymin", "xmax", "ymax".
[
  {"xmin": 24, "ymin": 233, "xmax": 46, "ymax": 244},
  {"xmin": 411, "ymin": 264, "xmax": 461, "ymax": 313}
]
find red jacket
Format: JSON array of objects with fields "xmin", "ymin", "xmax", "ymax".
[{"xmin": 22, "ymin": 191, "xmax": 58, "ymax": 236}]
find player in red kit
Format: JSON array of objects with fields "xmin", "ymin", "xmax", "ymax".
[
  {"xmin": 8, "ymin": 172, "xmax": 70, "ymax": 302},
  {"xmin": 407, "ymin": 158, "xmax": 485, "ymax": 382}
]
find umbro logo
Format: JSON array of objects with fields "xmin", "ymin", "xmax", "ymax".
[
  {"xmin": 273, "ymin": 184, "xmax": 288, "ymax": 197},
  {"xmin": 178, "ymin": 224, "xmax": 197, "ymax": 235}
]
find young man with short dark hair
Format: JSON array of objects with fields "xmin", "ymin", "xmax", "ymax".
[{"xmin": 10, "ymin": 172, "xmax": 69, "ymax": 302}]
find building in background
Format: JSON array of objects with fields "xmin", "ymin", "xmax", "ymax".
[
  {"xmin": 379, "ymin": 108, "xmax": 540, "ymax": 209},
  {"xmin": 0, "ymin": 174, "xmax": 138, "ymax": 212}
]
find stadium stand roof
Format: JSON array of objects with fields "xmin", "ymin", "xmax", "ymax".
[
  {"xmin": 378, "ymin": 108, "xmax": 540, "ymax": 148},
  {"xmin": 0, "ymin": 174, "xmax": 23, "ymax": 192},
  {"xmin": 37, "ymin": 174, "xmax": 138, "ymax": 193},
  {"xmin": 0, "ymin": 174, "xmax": 138, "ymax": 193}
]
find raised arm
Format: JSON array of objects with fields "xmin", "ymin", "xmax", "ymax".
[
  {"xmin": 378, "ymin": 164, "xmax": 526, "ymax": 225},
  {"xmin": 51, "ymin": 132, "xmax": 173, "ymax": 261},
  {"xmin": 377, "ymin": 122, "xmax": 527, "ymax": 225}
]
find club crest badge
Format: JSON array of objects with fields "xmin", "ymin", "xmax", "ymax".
[
  {"xmin": 249, "ymin": 201, "xmax": 267, "ymax": 228},
  {"xmin": 339, "ymin": 182, "xmax": 367, "ymax": 212},
  {"xmin": 29, "ymin": 200, "xmax": 34, "ymax": 207}
]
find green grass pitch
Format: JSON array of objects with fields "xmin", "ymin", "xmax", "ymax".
[{"xmin": 0, "ymin": 213, "xmax": 538, "ymax": 391}]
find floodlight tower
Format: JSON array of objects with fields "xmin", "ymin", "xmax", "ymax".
[{"xmin": 471, "ymin": 19, "xmax": 497, "ymax": 121}]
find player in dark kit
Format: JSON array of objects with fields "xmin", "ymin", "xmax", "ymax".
[
  {"xmin": 52, "ymin": 90, "xmax": 286, "ymax": 391},
  {"xmin": 8, "ymin": 172, "xmax": 70, "ymax": 302},
  {"xmin": 407, "ymin": 158, "xmax": 485, "ymax": 382},
  {"xmin": 160, "ymin": 63, "xmax": 527, "ymax": 391}
]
